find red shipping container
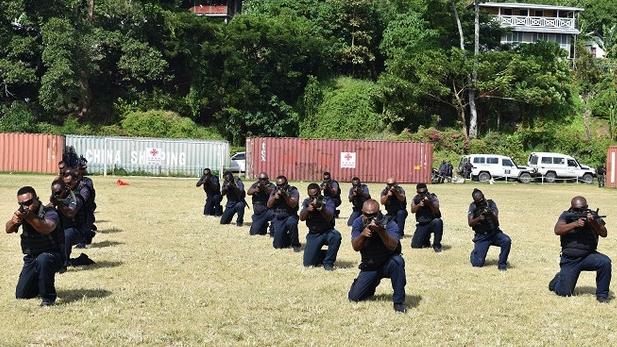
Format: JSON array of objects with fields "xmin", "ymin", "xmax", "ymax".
[
  {"xmin": 0, "ymin": 133, "xmax": 65, "ymax": 174},
  {"xmin": 246, "ymin": 137, "xmax": 433, "ymax": 183},
  {"xmin": 607, "ymin": 146, "xmax": 617, "ymax": 189}
]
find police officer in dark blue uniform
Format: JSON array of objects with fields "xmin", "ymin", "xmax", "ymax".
[
  {"xmin": 76, "ymin": 157, "xmax": 96, "ymax": 247},
  {"xmin": 247, "ymin": 172, "xmax": 275, "ymax": 235},
  {"xmin": 467, "ymin": 188, "xmax": 511, "ymax": 271},
  {"xmin": 380, "ymin": 177, "xmax": 408, "ymax": 237},
  {"xmin": 220, "ymin": 171, "xmax": 246, "ymax": 226},
  {"xmin": 321, "ymin": 172, "xmax": 341, "ymax": 218},
  {"xmin": 5, "ymin": 186, "xmax": 64, "ymax": 306},
  {"xmin": 348, "ymin": 199, "xmax": 407, "ymax": 313},
  {"xmin": 348, "ymin": 177, "xmax": 370, "ymax": 226},
  {"xmin": 267, "ymin": 175, "xmax": 301, "ymax": 251},
  {"xmin": 59, "ymin": 169, "xmax": 95, "ymax": 267},
  {"xmin": 549, "ymin": 196, "xmax": 611, "ymax": 303},
  {"xmin": 196, "ymin": 168, "xmax": 223, "ymax": 217},
  {"xmin": 411, "ymin": 183, "xmax": 443, "ymax": 252},
  {"xmin": 300, "ymin": 183, "xmax": 342, "ymax": 271}
]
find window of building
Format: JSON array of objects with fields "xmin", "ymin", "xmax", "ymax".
[
  {"xmin": 518, "ymin": 9, "xmax": 528, "ymax": 16},
  {"xmin": 534, "ymin": 10, "xmax": 543, "ymax": 17},
  {"xmin": 503, "ymin": 9, "xmax": 513, "ymax": 16}
]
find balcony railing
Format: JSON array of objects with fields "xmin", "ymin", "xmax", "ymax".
[{"xmin": 496, "ymin": 15, "xmax": 575, "ymax": 30}]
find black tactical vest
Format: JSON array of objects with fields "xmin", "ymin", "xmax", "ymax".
[
  {"xmin": 272, "ymin": 186, "xmax": 299, "ymax": 217},
  {"xmin": 413, "ymin": 193, "xmax": 441, "ymax": 224},
  {"xmin": 359, "ymin": 220, "xmax": 401, "ymax": 270},
  {"xmin": 469, "ymin": 200, "xmax": 499, "ymax": 234},
  {"xmin": 303, "ymin": 197, "xmax": 335, "ymax": 233},
  {"xmin": 560, "ymin": 211, "xmax": 599, "ymax": 258},
  {"xmin": 21, "ymin": 206, "xmax": 64, "ymax": 257}
]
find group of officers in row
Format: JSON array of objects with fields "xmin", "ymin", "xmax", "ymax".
[
  {"xmin": 197, "ymin": 169, "xmax": 611, "ymax": 313},
  {"xmin": 5, "ymin": 157, "xmax": 98, "ymax": 306},
  {"xmin": 4, "ymin": 165, "xmax": 609, "ymax": 311}
]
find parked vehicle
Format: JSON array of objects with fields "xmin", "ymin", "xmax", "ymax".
[
  {"xmin": 527, "ymin": 152, "xmax": 595, "ymax": 184},
  {"xmin": 228, "ymin": 151, "xmax": 246, "ymax": 172},
  {"xmin": 458, "ymin": 154, "xmax": 534, "ymax": 183}
]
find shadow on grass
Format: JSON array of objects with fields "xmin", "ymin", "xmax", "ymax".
[
  {"xmin": 95, "ymin": 219, "xmax": 110, "ymax": 223},
  {"xmin": 85, "ymin": 260, "xmax": 123, "ymax": 270},
  {"xmin": 89, "ymin": 240, "xmax": 124, "ymax": 248},
  {"xmin": 97, "ymin": 227, "xmax": 123, "ymax": 234},
  {"xmin": 574, "ymin": 286, "xmax": 615, "ymax": 298},
  {"xmin": 372, "ymin": 294, "xmax": 423, "ymax": 309},
  {"xmin": 335, "ymin": 260, "xmax": 357, "ymax": 269},
  {"xmin": 57, "ymin": 288, "xmax": 112, "ymax": 305},
  {"xmin": 483, "ymin": 259, "xmax": 516, "ymax": 269}
]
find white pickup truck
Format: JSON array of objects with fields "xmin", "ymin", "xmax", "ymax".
[
  {"xmin": 527, "ymin": 152, "xmax": 595, "ymax": 184},
  {"xmin": 458, "ymin": 154, "xmax": 534, "ymax": 183}
]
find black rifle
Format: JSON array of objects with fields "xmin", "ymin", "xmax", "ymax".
[
  {"xmin": 310, "ymin": 195, "xmax": 325, "ymax": 211},
  {"xmin": 562, "ymin": 208, "xmax": 606, "ymax": 223},
  {"xmin": 473, "ymin": 200, "xmax": 494, "ymax": 217}
]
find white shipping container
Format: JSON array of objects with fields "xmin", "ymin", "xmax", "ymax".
[{"xmin": 65, "ymin": 135, "xmax": 229, "ymax": 177}]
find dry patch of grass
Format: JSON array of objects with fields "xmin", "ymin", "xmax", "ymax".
[{"xmin": 1, "ymin": 175, "xmax": 615, "ymax": 346}]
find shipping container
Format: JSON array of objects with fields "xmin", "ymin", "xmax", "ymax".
[
  {"xmin": 607, "ymin": 146, "xmax": 617, "ymax": 189},
  {"xmin": 246, "ymin": 137, "xmax": 432, "ymax": 183},
  {"xmin": 0, "ymin": 133, "xmax": 65, "ymax": 174},
  {"xmin": 65, "ymin": 135, "xmax": 230, "ymax": 177}
]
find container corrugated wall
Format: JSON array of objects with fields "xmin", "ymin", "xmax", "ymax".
[
  {"xmin": 0, "ymin": 133, "xmax": 65, "ymax": 174},
  {"xmin": 65, "ymin": 135, "xmax": 230, "ymax": 177},
  {"xmin": 246, "ymin": 137, "xmax": 432, "ymax": 183},
  {"xmin": 607, "ymin": 146, "xmax": 617, "ymax": 189}
]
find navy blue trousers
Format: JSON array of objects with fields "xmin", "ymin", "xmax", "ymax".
[
  {"xmin": 553, "ymin": 252, "xmax": 611, "ymax": 299},
  {"xmin": 411, "ymin": 218, "xmax": 443, "ymax": 249},
  {"xmin": 204, "ymin": 194, "xmax": 223, "ymax": 216},
  {"xmin": 348, "ymin": 255, "xmax": 407, "ymax": 304},
  {"xmin": 348, "ymin": 208, "xmax": 362, "ymax": 226},
  {"xmin": 272, "ymin": 215, "xmax": 300, "ymax": 248},
  {"xmin": 470, "ymin": 231, "xmax": 511, "ymax": 269},
  {"xmin": 250, "ymin": 208, "xmax": 272, "ymax": 235},
  {"xmin": 220, "ymin": 201, "xmax": 245, "ymax": 225},
  {"xmin": 64, "ymin": 227, "xmax": 86, "ymax": 266},
  {"xmin": 16, "ymin": 252, "xmax": 63, "ymax": 302},
  {"xmin": 303, "ymin": 229, "xmax": 342, "ymax": 267},
  {"xmin": 387, "ymin": 209, "xmax": 408, "ymax": 237}
]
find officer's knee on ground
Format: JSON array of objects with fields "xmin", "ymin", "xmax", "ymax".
[{"xmin": 470, "ymin": 253, "xmax": 485, "ymax": 267}]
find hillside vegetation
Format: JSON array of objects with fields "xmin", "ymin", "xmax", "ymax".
[{"xmin": 1, "ymin": 0, "xmax": 616, "ymax": 165}]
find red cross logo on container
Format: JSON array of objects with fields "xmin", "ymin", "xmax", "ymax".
[{"xmin": 340, "ymin": 152, "xmax": 356, "ymax": 169}]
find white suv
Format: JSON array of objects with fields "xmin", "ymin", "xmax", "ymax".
[
  {"xmin": 527, "ymin": 152, "xmax": 595, "ymax": 184},
  {"xmin": 459, "ymin": 154, "xmax": 534, "ymax": 183}
]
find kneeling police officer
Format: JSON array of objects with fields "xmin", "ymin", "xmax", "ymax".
[
  {"xmin": 300, "ymin": 183, "xmax": 342, "ymax": 271},
  {"xmin": 267, "ymin": 176, "xmax": 301, "ymax": 250},
  {"xmin": 348, "ymin": 199, "xmax": 407, "ymax": 313},
  {"xmin": 380, "ymin": 178, "xmax": 408, "ymax": 237},
  {"xmin": 348, "ymin": 177, "xmax": 370, "ymax": 226},
  {"xmin": 410, "ymin": 183, "xmax": 443, "ymax": 252},
  {"xmin": 549, "ymin": 196, "xmax": 611, "ymax": 303},
  {"xmin": 5, "ymin": 186, "xmax": 64, "ymax": 306},
  {"xmin": 247, "ymin": 172, "xmax": 275, "ymax": 235},
  {"xmin": 196, "ymin": 168, "xmax": 223, "ymax": 216},
  {"xmin": 220, "ymin": 171, "xmax": 246, "ymax": 226},
  {"xmin": 467, "ymin": 188, "xmax": 511, "ymax": 271}
]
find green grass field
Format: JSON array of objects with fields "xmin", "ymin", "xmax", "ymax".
[{"xmin": 1, "ymin": 174, "xmax": 615, "ymax": 346}]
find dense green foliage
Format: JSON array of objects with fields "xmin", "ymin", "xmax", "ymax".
[{"xmin": 0, "ymin": 0, "xmax": 616, "ymax": 165}]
